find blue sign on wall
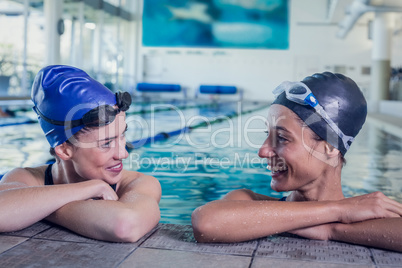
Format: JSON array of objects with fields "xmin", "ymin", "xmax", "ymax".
[{"xmin": 142, "ymin": 0, "xmax": 289, "ymax": 49}]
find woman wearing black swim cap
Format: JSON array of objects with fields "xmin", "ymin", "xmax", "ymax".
[
  {"xmin": 0, "ymin": 65, "xmax": 161, "ymax": 242},
  {"xmin": 192, "ymin": 72, "xmax": 402, "ymax": 252}
]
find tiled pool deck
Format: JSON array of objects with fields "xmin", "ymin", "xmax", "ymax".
[{"xmin": 1, "ymin": 222, "xmax": 401, "ymax": 268}]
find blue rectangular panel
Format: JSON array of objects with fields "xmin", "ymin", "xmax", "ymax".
[{"xmin": 142, "ymin": 0, "xmax": 289, "ymax": 49}]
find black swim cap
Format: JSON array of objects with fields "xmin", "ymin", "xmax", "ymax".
[{"xmin": 272, "ymin": 72, "xmax": 367, "ymax": 155}]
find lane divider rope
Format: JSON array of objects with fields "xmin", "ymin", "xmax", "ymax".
[
  {"xmin": 0, "ymin": 101, "xmax": 219, "ymax": 128},
  {"xmin": 126, "ymin": 102, "xmax": 270, "ymax": 151}
]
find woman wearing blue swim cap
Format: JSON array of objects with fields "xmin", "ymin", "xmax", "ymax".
[
  {"xmin": 192, "ymin": 72, "xmax": 402, "ymax": 252},
  {"xmin": 0, "ymin": 65, "xmax": 161, "ymax": 242}
]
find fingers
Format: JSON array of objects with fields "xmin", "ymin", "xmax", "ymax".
[
  {"xmin": 100, "ymin": 187, "xmax": 118, "ymax": 201},
  {"xmin": 104, "ymin": 192, "xmax": 118, "ymax": 201},
  {"xmin": 340, "ymin": 192, "xmax": 402, "ymax": 223},
  {"xmin": 382, "ymin": 199, "xmax": 402, "ymax": 217},
  {"xmin": 384, "ymin": 211, "xmax": 401, "ymax": 218},
  {"xmin": 369, "ymin": 192, "xmax": 402, "ymax": 217},
  {"xmin": 91, "ymin": 180, "xmax": 119, "ymax": 201}
]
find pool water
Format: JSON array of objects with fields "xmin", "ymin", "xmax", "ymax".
[{"xmin": 1, "ymin": 101, "xmax": 402, "ymax": 225}]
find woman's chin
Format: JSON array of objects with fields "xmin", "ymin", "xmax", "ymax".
[
  {"xmin": 104, "ymin": 172, "xmax": 122, "ymax": 186},
  {"xmin": 270, "ymin": 180, "xmax": 289, "ymax": 193}
]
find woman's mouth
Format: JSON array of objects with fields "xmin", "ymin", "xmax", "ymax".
[
  {"xmin": 106, "ymin": 162, "xmax": 123, "ymax": 173},
  {"xmin": 267, "ymin": 163, "xmax": 288, "ymax": 175}
]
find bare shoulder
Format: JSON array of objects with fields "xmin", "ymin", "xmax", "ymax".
[
  {"xmin": 223, "ymin": 188, "xmax": 278, "ymax": 201},
  {"xmin": 0, "ymin": 165, "xmax": 47, "ymax": 188},
  {"xmin": 118, "ymin": 170, "xmax": 161, "ymax": 201}
]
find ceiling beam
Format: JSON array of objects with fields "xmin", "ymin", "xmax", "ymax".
[{"xmin": 337, "ymin": 0, "xmax": 402, "ymax": 38}]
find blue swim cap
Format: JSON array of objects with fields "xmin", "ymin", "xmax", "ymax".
[
  {"xmin": 273, "ymin": 72, "xmax": 367, "ymax": 155},
  {"xmin": 31, "ymin": 65, "xmax": 129, "ymax": 148}
]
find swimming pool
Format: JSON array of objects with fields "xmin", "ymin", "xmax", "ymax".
[{"xmin": 1, "ymin": 100, "xmax": 402, "ymax": 225}]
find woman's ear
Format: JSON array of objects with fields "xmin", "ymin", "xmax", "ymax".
[
  {"xmin": 54, "ymin": 143, "xmax": 74, "ymax": 160},
  {"xmin": 325, "ymin": 144, "xmax": 340, "ymax": 159}
]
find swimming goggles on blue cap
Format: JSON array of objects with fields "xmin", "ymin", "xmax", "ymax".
[
  {"xmin": 273, "ymin": 81, "xmax": 354, "ymax": 150},
  {"xmin": 33, "ymin": 92, "xmax": 132, "ymax": 130}
]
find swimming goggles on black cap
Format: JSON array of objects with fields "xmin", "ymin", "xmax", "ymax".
[
  {"xmin": 34, "ymin": 91, "xmax": 132, "ymax": 130},
  {"xmin": 273, "ymin": 81, "xmax": 354, "ymax": 150}
]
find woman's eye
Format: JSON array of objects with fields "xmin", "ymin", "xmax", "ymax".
[
  {"xmin": 101, "ymin": 140, "xmax": 113, "ymax": 148},
  {"xmin": 264, "ymin": 130, "xmax": 269, "ymax": 136},
  {"xmin": 277, "ymin": 135, "xmax": 287, "ymax": 142}
]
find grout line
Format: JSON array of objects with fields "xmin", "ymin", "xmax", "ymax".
[
  {"xmin": 0, "ymin": 236, "xmax": 30, "ymax": 256},
  {"xmin": 0, "ymin": 223, "xmax": 52, "ymax": 240},
  {"xmin": 115, "ymin": 225, "xmax": 162, "ymax": 268},
  {"xmin": 30, "ymin": 237, "xmax": 101, "ymax": 245},
  {"xmin": 247, "ymin": 238, "xmax": 261, "ymax": 268},
  {"xmin": 30, "ymin": 225, "xmax": 54, "ymax": 238},
  {"xmin": 369, "ymin": 248, "xmax": 379, "ymax": 268},
  {"xmin": 136, "ymin": 225, "xmax": 162, "ymax": 248}
]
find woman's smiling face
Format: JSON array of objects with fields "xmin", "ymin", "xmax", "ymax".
[
  {"xmin": 68, "ymin": 111, "xmax": 129, "ymax": 185},
  {"xmin": 258, "ymin": 104, "xmax": 330, "ymax": 193}
]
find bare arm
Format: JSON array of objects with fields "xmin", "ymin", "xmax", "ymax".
[
  {"xmin": 331, "ymin": 218, "xmax": 402, "ymax": 252},
  {"xmin": 46, "ymin": 171, "xmax": 161, "ymax": 242},
  {"xmin": 192, "ymin": 190, "xmax": 402, "ymax": 243},
  {"xmin": 0, "ymin": 168, "xmax": 114, "ymax": 232},
  {"xmin": 290, "ymin": 218, "xmax": 402, "ymax": 252}
]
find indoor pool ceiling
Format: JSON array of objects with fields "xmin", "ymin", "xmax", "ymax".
[{"xmin": 5, "ymin": 0, "xmax": 402, "ymax": 29}]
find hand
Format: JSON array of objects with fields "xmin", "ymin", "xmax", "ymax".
[
  {"xmin": 83, "ymin": 180, "xmax": 118, "ymax": 201},
  {"xmin": 337, "ymin": 192, "xmax": 402, "ymax": 224}
]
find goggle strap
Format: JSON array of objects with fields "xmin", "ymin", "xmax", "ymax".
[
  {"xmin": 33, "ymin": 106, "xmax": 83, "ymax": 129},
  {"xmin": 315, "ymin": 105, "xmax": 354, "ymax": 150}
]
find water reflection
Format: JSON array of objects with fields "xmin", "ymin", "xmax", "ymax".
[{"xmin": 342, "ymin": 123, "xmax": 402, "ymax": 201}]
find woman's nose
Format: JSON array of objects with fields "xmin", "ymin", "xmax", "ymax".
[
  {"xmin": 116, "ymin": 138, "xmax": 129, "ymax": 160},
  {"xmin": 258, "ymin": 138, "xmax": 276, "ymax": 158}
]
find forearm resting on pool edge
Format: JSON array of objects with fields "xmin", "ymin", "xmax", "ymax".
[
  {"xmin": 45, "ymin": 194, "xmax": 160, "ymax": 243},
  {"xmin": 192, "ymin": 200, "xmax": 350, "ymax": 243},
  {"xmin": 329, "ymin": 218, "xmax": 402, "ymax": 252},
  {"xmin": 0, "ymin": 180, "xmax": 111, "ymax": 232}
]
